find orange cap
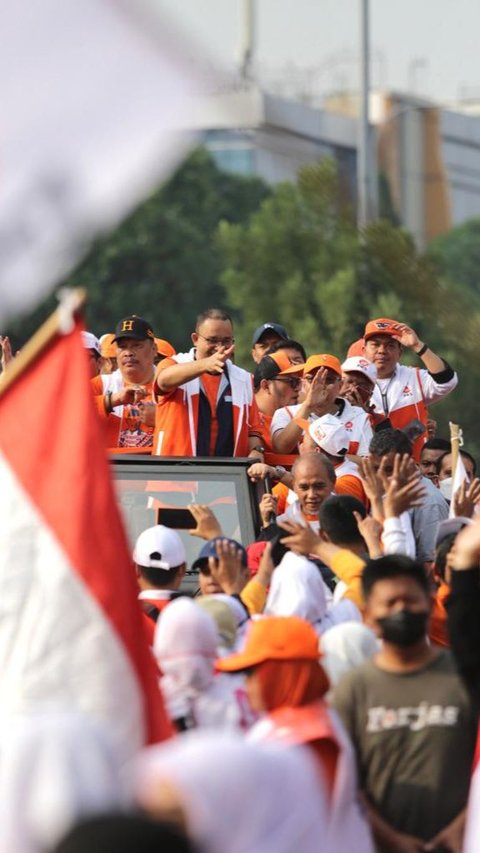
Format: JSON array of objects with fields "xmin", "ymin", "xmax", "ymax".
[
  {"xmin": 269, "ymin": 351, "xmax": 305, "ymax": 375},
  {"xmin": 364, "ymin": 318, "xmax": 402, "ymax": 341},
  {"xmin": 303, "ymin": 354, "xmax": 342, "ymax": 377},
  {"xmin": 216, "ymin": 616, "xmax": 320, "ymax": 672},
  {"xmin": 346, "ymin": 338, "xmax": 365, "ymax": 358},
  {"xmin": 99, "ymin": 333, "xmax": 116, "ymax": 358},
  {"xmin": 155, "ymin": 338, "xmax": 176, "ymax": 358}
]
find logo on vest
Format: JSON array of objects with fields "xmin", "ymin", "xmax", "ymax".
[
  {"xmin": 402, "ymin": 385, "xmax": 412, "ymax": 396},
  {"xmin": 344, "ymin": 421, "xmax": 353, "ymax": 431}
]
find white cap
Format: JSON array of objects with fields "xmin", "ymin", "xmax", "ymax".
[
  {"xmin": 133, "ymin": 525, "xmax": 186, "ymax": 570},
  {"xmin": 309, "ymin": 415, "xmax": 350, "ymax": 458},
  {"xmin": 341, "ymin": 356, "xmax": 377, "ymax": 384},
  {"xmin": 81, "ymin": 331, "xmax": 101, "ymax": 355}
]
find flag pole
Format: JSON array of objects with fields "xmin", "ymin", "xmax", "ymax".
[
  {"xmin": 0, "ymin": 288, "xmax": 86, "ymax": 398},
  {"xmin": 449, "ymin": 421, "xmax": 461, "ymax": 485}
]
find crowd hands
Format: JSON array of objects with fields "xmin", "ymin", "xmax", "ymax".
[{"xmin": 6, "ymin": 313, "xmax": 480, "ymax": 853}]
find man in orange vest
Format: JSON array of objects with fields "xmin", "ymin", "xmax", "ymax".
[
  {"xmin": 363, "ymin": 318, "xmax": 458, "ymax": 461},
  {"xmin": 153, "ymin": 308, "xmax": 263, "ymax": 459}
]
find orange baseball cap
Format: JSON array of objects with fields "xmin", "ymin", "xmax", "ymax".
[
  {"xmin": 216, "ymin": 616, "xmax": 320, "ymax": 672},
  {"xmin": 269, "ymin": 351, "xmax": 305, "ymax": 375},
  {"xmin": 303, "ymin": 354, "xmax": 342, "ymax": 377},
  {"xmin": 364, "ymin": 318, "xmax": 402, "ymax": 341},
  {"xmin": 99, "ymin": 333, "xmax": 116, "ymax": 358},
  {"xmin": 155, "ymin": 338, "xmax": 176, "ymax": 358},
  {"xmin": 346, "ymin": 338, "xmax": 365, "ymax": 358}
]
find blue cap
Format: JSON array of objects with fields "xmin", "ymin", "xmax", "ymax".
[
  {"xmin": 251, "ymin": 323, "xmax": 288, "ymax": 346},
  {"xmin": 192, "ymin": 537, "xmax": 247, "ymax": 572}
]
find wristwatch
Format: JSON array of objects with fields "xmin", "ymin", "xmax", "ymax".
[
  {"xmin": 274, "ymin": 465, "xmax": 287, "ymax": 480},
  {"xmin": 251, "ymin": 445, "xmax": 265, "ymax": 454}
]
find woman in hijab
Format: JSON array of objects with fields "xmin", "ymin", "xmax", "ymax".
[
  {"xmin": 135, "ymin": 730, "xmax": 327, "ymax": 853},
  {"xmin": 265, "ymin": 551, "xmax": 361, "ymax": 633},
  {"xmin": 320, "ymin": 622, "xmax": 379, "ymax": 688},
  {"xmin": 0, "ymin": 710, "xmax": 126, "ymax": 853},
  {"xmin": 153, "ymin": 596, "xmax": 248, "ymax": 731},
  {"xmin": 217, "ymin": 615, "xmax": 374, "ymax": 853}
]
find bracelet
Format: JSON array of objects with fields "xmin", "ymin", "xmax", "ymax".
[
  {"xmin": 105, "ymin": 391, "xmax": 113, "ymax": 414},
  {"xmin": 415, "ymin": 343, "xmax": 428, "ymax": 358}
]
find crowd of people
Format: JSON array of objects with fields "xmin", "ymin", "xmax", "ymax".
[{"xmin": 3, "ymin": 308, "xmax": 480, "ymax": 853}]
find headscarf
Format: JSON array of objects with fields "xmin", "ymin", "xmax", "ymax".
[
  {"xmin": 136, "ymin": 731, "xmax": 328, "ymax": 853},
  {"xmin": 255, "ymin": 659, "xmax": 329, "ymax": 711},
  {"xmin": 265, "ymin": 552, "xmax": 328, "ymax": 630},
  {"xmin": 320, "ymin": 622, "xmax": 379, "ymax": 686},
  {"xmin": 0, "ymin": 710, "xmax": 125, "ymax": 853},
  {"xmin": 154, "ymin": 597, "xmax": 241, "ymax": 729}
]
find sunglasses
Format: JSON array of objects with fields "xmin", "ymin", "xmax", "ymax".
[{"xmin": 273, "ymin": 376, "xmax": 302, "ymax": 389}]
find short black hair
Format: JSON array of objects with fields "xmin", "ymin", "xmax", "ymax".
[
  {"xmin": 369, "ymin": 428, "xmax": 412, "ymax": 458},
  {"xmin": 137, "ymin": 562, "xmax": 183, "ymax": 588},
  {"xmin": 267, "ymin": 338, "xmax": 307, "ymax": 362},
  {"xmin": 434, "ymin": 532, "xmax": 457, "ymax": 583},
  {"xmin": 319, "ymin": 495, "xmax": 367, "ymax": 545},
  {"xmin": 196, "ymin": 308, "xmax": 232, "ymax": 330},
  {"xmin": 437, "ymin": 448, "xmax": 477, "ymax": 477},
  {"xmin": 362, "ymin": 555, "xmax": 430, "ymax": 600},
  {"xmin": 52, "ymin": 813, "xmax": 193, "ymax": 853},
  {"xmin": 422, "ymin": 438, "xmax": 450, "ymax": 453}
]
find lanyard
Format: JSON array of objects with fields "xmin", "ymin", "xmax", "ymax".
[{"xmin": 376, "ymin": 374, "xmax": 396, "ymax": 415}]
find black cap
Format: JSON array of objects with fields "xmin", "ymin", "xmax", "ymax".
[
  {"xmin": 113, "ymin": 315, "xmax": 155, "ymax": 343},
  {"xmin": 251, "ymin": 322, "xmax": 288, "ymax": 346},
  {"xmin": 253, "ymin": 352, "xmax": 305, "ymax": 390}
]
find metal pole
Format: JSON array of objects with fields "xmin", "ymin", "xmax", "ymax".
[
  {"xmin": 358, "ymin": 0, "xmax": 370, "ymax": 229},
  {"xmin": 240, "ymin": 0, "xmax": 255, "ymax": 83}
]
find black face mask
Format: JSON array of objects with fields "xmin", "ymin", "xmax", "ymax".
[{"xmin": 377, "ymin": 609, "xmax": 428, "ymax": 647}]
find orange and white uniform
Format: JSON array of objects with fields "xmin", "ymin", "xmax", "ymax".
[
  {"xmin": 153, "ymin": 350, "xmax": 261, "ymax": 457},
  {"xmin": 333, "ymin": 458, "xmax": 368, "ymax": 507},
  {"xmin": 371, "ymin": 364, "xmax": 457, "ymax": 459},
  {"xmin": 271, "ymin": 398, "xmax": 373, "ymax": 456},
  {"xmin": 91, "ymin": 369, "xmax": 154, "ymax": 449}
]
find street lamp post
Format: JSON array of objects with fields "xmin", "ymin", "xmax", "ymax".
[{"xmin": 358, "ymin": 0, "xmax": 374, "ymax": 229}]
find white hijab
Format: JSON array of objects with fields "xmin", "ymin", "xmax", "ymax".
[
  {"xmin": 0, "ymin": 710, "xmax": 125, "ymax": 853},
  {"xmin": 154, "ymin": 597, "xmax": 241, "ymax": 729},
  {"xmin": 265, "ymin": 552, "xmax": 360, "ymax": 634},
  {"xmin": 320, "ymin": 622, "xmax": 379, "ymax": 686},
  {"xmin": 136, "ymin": 731, "xmax": 328, "ymax": 853}
]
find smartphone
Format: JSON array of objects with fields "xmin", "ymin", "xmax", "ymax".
[
  {"xmin": 156, "ymin": 508, "xmax": 195, "ymax": 529},
  {"xmin": 402, "ymin": 418, "xmax": 427, "ymax": 443}
]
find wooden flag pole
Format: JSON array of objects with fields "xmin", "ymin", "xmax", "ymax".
[
  {"xmin": 449, "ymin": 421, "xmax": 462, "ymax": 485},
  {"xmin": 0, "ymin": 288, "xmax": 86, "ymax": 399}
]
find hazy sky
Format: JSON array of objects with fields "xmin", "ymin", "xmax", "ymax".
[{"xmin": 162, "ymin": 0, "xmax": 480, "ymax": 104}]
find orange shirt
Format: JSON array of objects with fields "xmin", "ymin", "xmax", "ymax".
[
  {"xmin": 91, "ymin": 376, "xmax": 154, "ymax": 449},
  {"xmin": 200, "ymin": 373, "xmax": 222, "ymax": 456},
  {"xmin": 429, "ymin": 583, "xmax": 450, "ymax": 648},
  {"xmin": 335, "ymin": 474, "xmax": 368, "ymax": 508},
  {"xmin": 258, "ymin": 412, "xmax": 273, "ymax": 452}
]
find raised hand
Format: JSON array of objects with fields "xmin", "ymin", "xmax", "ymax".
[
  {"xmin": 394, "ymin": 323, "xmax": 421, "ymax": 350},
  {"xmin": 187, "ymin": 504, "xmax": 222, "ymax": 540},
  {"xmin": 353, "ymin": 511, "xmax": 383, "ymax": 558},
  {"xmin": 453, "ymin": 477, "xmax": 480, "ymax": 519},
  {"xmin": 208, "ymin": 538, "xmax": 245, "ymax": 594},
  {"xmin": 383, "ymin": 475, "xmax": 426, "ymax": 518},
  {"xmin": 304, "ymin": 368, "xmax": 333, "ymax": 415},
  {"xmin": 259, "ymin": 492, "xmax": 278, "ymax": 527},
  {"xmin": 203, "ymin": 345, "xmax": 234, "ymax": 375},
  {"xmin": 278, "ymin": 520, "xmax": 321, "ymax": 555}
]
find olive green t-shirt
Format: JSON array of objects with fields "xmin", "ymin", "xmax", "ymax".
[{"xmin": 332, "ymin": 650, "xmax": 476, "ymax": 843}]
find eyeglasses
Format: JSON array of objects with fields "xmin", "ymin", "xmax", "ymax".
[
  {"xmin": 304, "ymin": 372, "xmax": 340, "ymax": 386},
  {"xmin": 273, "ymin": 376, "xmax": 302, "ymax": 389},
  {"xmin": 197, "ymin": 334, "xmax": 235, "ymax": 347}
]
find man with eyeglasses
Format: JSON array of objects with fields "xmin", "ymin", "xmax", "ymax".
[
  {"xmin": 362, "ymin": 318, "xmax": 458, "ymax": 461},
  {"xmin": 253, "ymin": 352, "xmax": 305, "ymax": 452},
  {"xmin": 152, "ymin": 308, "xmax": 263, "ymax": 459}
]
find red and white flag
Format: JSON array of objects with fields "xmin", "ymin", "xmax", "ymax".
[
  {"xmin": 0, "ymin": 313, "xmax": 172, "ymax": 761},
  {"xmin": 0, "ymin": 0, "xmax": 203, "ymax": 323}
]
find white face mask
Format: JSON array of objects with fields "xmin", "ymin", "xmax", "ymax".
[{"xmin": 439, "ymin": 477, "xmax": 452, "ymax": 501}]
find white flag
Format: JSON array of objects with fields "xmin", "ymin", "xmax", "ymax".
[{"xmin": 0, "ymin": 0, "xmax": 202, "ymax": 323}]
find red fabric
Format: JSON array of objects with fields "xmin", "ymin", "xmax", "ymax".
[
  {"xmin": 0, "ymin": 319, "xmax": 172, "ymax": 743},
  {"xmin": 246, "ymin": 541, "xmax": 267, "ymax": 576}
]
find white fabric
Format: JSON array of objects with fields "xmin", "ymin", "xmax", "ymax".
[
  {"xmin": 449, "ymin": 453, "xmax": 469, "ymax": 518},
  {"xmin": 464, "ymin": 758, "xmax": 480, "ymax": 852},
  {"xmin": 154, "ymin": 597, "xmax": 242, "ymax": 729},
  {"xmin": 341, "ymin": 356, "xmax": 377, "ymax": 384},
  {"xmin": 136, "ymin": 731, "xmax": 328, "ymax": 853},
  {"xmin": 381, "ymin": 512, "xmax": 416, "ymax": 558},
  {"xmin": 0, "ymin": 0, "xmax": 199, "ymax": 323},
  {"xmin": 0, "ymin": 452, "xmax": 144, "ymax": 765},
  {"xmin": 370, "ymin": 364, "xmax": 458, "ymax": 416},
  {"xmin": 320, "ymin": 623, "xmax": 379, "ymax": 687},
  {"xmin": 309, "ymin": 414, "xmax": 351, "ymax": 457},
  {"xmin": 276, "ymin": 498, "xmax": 320, "ymax": 533},
  {"xmin": 271, "ymin": 398, "xmax": 373, "ymax": 455},
  {"xmin": 0, "ymin": 710, "xmax": 126, "ymax": 853},
  {"xmin": 265, "ymin": 552, "xmax": 359, "ymax": 633}
]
